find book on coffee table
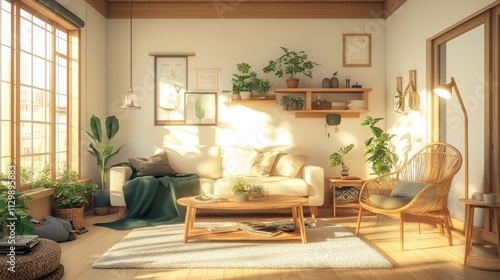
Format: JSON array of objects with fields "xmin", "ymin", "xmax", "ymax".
[
  {"xmin": 236, "ymin": 222, "xmax": 283, "ymax": 236},
  {"xmin": 190, "ymin": 194, "xmax": 229, "ymax": 203},
  {"xmin": 205, "ymin": 223, "xmax": 239, "ymax": 233}
]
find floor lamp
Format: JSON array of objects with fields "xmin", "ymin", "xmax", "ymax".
[{"xmin": 433, "ymin": 77, "xmax": 469, "ymax": 199}]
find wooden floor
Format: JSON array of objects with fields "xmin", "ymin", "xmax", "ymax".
[{"xmin": 58, "ymin": 207, "xmax": 500, "ymax": 280}]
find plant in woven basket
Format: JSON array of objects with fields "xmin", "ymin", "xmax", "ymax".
[{"xmin": 0, "ymin": 182, "xmax": 35, "ymax": 238}]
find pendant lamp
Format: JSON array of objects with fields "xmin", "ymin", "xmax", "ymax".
[{"xmin": 121, "ymin": 1, "xmax": 141, "ymax": 109}]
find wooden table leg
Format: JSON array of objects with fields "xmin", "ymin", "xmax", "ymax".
[
  {"xmin": 292, "ymin": 206, "xmax": 298, "ymax": 229},
  {"xmin": 495, "ymin": 208, "xmax": 500, "ymax": 258},
  {"xmin": 297, "ymin": 205, "xmax": 307, "ymax": 244},
  {"xmin": 183, "ymin": 206, "xmax": 194, "ymax": 243},
  {"xmin": 464, "ymin": 205, "xmax": 474, "ymax": 265},
  {"xmin": 332, "ymin": 184, "xmax": 337, "ymax": 217}
]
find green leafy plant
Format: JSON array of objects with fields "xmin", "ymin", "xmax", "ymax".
[
  {"xmin": 329, "ymin": 144, "xmax": 354, "ymax": 171},
  {"xmin": 82, "ymin": 115, "xmax": 127, "ymax": 189},
  {"xmin": 250, "ymin": 77, "xmax": 273, "ymax": 96},
  {"xmin": 248, "ymin": 184, "xmax": 264, "ymax": 195},
  {"xmin": 263, "ymin": 46, "xmax": 320, "ymax": 79},
  {"xmin": 231, "ymin": 62, "xmax": 257, "ymax": 94},
  {"xmin": 230, "ymin": 177, "xmax": 249, "ymax": 196},
  {"xmin": 0, "ymin": 182, "xmax": 35, "ymax": 238},
  {"xmin": 361, "ymin": 116, "xmax": 399, "ymax": 176},
  {"xmin": 38, "ymin": 169, "xmax": 98, "ymax": 209}
]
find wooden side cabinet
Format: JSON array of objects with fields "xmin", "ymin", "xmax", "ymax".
[{"xmin": 328, "ymin": 178, "xmax": 366, "ymax": 217}]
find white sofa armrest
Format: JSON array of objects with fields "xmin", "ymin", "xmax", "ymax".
[
  {"xmin": 302, "ymin": 165, "xmax": 324, "ymax": 207},
  {"xmin": 109, "ymin": 166, "xmax": 133, "ymax": 206}
]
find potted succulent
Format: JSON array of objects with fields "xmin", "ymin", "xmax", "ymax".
[
  {"xmin": 248, "ymin": 184, "xmax": 265, "ymax": 198},
  {"xmin": 263, "ymin": 46, "xmax": 320, "ymax": 88},
  {"xmin": 231, "ymin": 62, "xmax": 257, "ymax": 100},
  {"xmin": 34, "ymin": 169, "xmax": 97, "ymax": 230},
  {"xmin": 82, "ymin": 115, "xmax": 127, "ymax": 215},
  {"xmin": 329, "ymin": 144, "xmax": 354, "ymax": 177},
  {"xmin": 361, "ymin": 116, "xmax": 399, "ymax": 176},
  {"xmin": 0, "ymin": 181, "xmax": 35, "ymax": 238}
]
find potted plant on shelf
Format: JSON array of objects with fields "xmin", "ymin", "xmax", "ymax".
[
  {"xmin": 263, "ymin": 46, "xmax": 320, "ymax": 88},
  {"xmin": 82, "ymin": 115, "xmax": 127, "ymax": 215},
  {"xmin": 0, "ymin": 181, "xmax": 35, "ymax": 237},
  {"xmin": 250, "ymin": 77, "xmax": 273, "ymax": 99},
  {"xmin": 231, "ymin": 62, "xmax": 257, "ymax": 100},
  {"xmin": 35, "ymin": 169, "xmax": 97, "ymax": 230},
  {"xmin": 361, "ymin": 116, "xmax": 399, "ymax": 176},
  {"xmin": 313, "ymin": 96, "xmax": 328, "ymax": 110},
  {"xmin": 329, "ymin": 144, "xmax": 354, "ymax": 177}
]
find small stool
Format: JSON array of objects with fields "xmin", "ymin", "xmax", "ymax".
[{"xmin": 0, "ymin": 238, "xmax": 64, "ymax": 280}]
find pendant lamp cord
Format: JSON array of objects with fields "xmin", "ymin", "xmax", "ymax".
[{"xmin": 129, "ymin": 0, "xmax": 133, "ymax": 91}]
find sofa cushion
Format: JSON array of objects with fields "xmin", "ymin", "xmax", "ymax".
[
  {"xmin": 271, "ymin": 153, "xmax": 309, "ymax": 177},
  {"xmin": 244, "ymin": 149, "xmax": 280, "ymax": 177},
  {"xmin": 128, "ymin": 151, "xmax": 177, "ymax": 177},
  {"xmin": 222, "ymin": 145, "xmax": 303, "ymax": 177},
  {"xmin": 154, "ymin": 145, "xmax": 222, "ymax": 179},
  {"xmin": 214, "ymin": 176, "xmax": 310, "ymax": 197}
]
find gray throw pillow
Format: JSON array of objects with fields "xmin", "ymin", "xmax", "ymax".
[
  {"xmin": 128, "ymin": 151, "xmax": 177, "ymax": 177},
  {"xmin": 369, "ymin": 194, "xmax": 413, "ymax": 210},
  {"xmin": 390, "ymin": 180, "xmax": 427, "ymax": 198}
]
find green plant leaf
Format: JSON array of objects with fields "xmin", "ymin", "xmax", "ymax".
[
  {"xmin": 90, "ymin": 115, "xmax": 102, "ymax": 143},
  {"xmin": 105, "ymin": 115, "xmax": 119, "ymax": 141},
  {"xmin": 195, "ymin": 96, "xmax": 206, "ymax": 123}
]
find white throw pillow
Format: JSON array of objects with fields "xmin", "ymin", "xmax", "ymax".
[
  {"xmin": 271, "ymin": 153, "xmax": 309, "ymax": 177},
  {"xmin": 244, "ymin": 149, "xmax": 280, "ymax": 177}
]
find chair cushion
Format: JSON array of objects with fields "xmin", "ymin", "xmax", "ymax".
[
  {"xmin": 128, "ymin": 151, "xmax": 177, "ymax": 177},
  {"xmin": 369, "ymin": 194, "xmax": 413, "ymax": 210},
  {"xmin": 390, "ymin": 180, "xmax": 427, "ymax": 198}
]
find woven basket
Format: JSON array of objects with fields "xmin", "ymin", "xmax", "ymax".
[
  {"xmin": 53, "ymin": 207, "xmax": 84, "ymax": 230},
  {"xmin": 93, "ymin": 206, "xmax": 111, "ymax": 216}
]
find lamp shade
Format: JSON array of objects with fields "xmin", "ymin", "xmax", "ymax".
[
  {"xmin": 433, "ymin": 82, "xmax": 454, "ymax": 99},
  {"xmin": 121, "ymin": 89, "xmax": 141, "ymax": 109}
]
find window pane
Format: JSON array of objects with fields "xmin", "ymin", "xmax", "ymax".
[
  {"xmin": 20, "ymin": 18, "xmax": 32, "ymax": 52},
  {"xmin": 33, "ymin": 89, "xmax": 46, "ymax": 121},
  {"xmin": 20, "ymin": 156, "xmax": 33, "ymax": 184},
  {"xmin": 32, "ymin": 123, "xmax": 48, "ymax": 154},
  {"xmin": 1, "ymin": 46, "xmax": 11, "ymax": 81},
  {"xmin": 1, "ymin": 121, "xmax": 10, "ymax": 156},
  {"xmin": 56, "ymin": 152, "xmax": 66, "ymax": 174},
  {"xmin": 1, "ymin": 10, "xmax": 11, "ymax": 45},
  {"xmin": 20, "ymin": 52, "xmax": 32, "ymax": 84},
  {"xmin": 32, "ymin": 154, "xmax": 48, "ymax": 180},
  {"xmin": 32, "ymin": 56, "xmax": 45, "ymax": 88},
  {"xmin": 1, "ymin": 82, "xmax": 10, "ymax": 120},
  {"xmin": 20, "ymin": 122, "xmax": 32, "ymax": 155},
  {"xmin": 56, "ymin": 124, "xmax": 67, "ymax": 151},
  {"xmin": 32, "ymin": 24, "xmax": 46, "ymax": 58},
  {"xmin": 20, "ymin": 86, "xmax": 32, "ymax": 121},
  {"xmin": 57, "ymin": 65, "xmax": 67, "ymax": 94}
]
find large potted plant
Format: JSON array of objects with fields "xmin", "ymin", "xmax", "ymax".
[
  {"xmin": 35, "ymin": 169, "xmax": 97, "ymax": 230},
  {"xmin": 82, "ymin": 115, "xmax": 126, "ymax": 215},
  {"xmin": 263, "ymin": 46, "xmax": 320, "ymax": 88},
  {"xmin": 0, "ymin": 181, "xmax": 35, "ymax": 238},
  {"xmin": 361, "ymin": 116, "xmax": 399, "ymax": 176},
  {"xmin": 329, "ymin": 144, "xmax": 354, "ymax": 177},
  {"xmin": 231, "ymin": 62, "xmax": 257, "ymax": 100}
]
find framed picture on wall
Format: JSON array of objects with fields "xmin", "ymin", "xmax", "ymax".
[
  {"xmin": 195, "ymin": 69, "xmax": 220, "ymax": 91},
  {"xmin": 343, "ymin": 33, "xmax": 372, "ymax": 67},
  {"xmin": 154, "ymin": 55, "xmax": 188, "ymax": 125},
  {"xmin": 184, "ymin": 92, "xmax": 218, "ymax": 125}
]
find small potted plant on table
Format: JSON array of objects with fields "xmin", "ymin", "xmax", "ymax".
[
  {"xmin": 329, "ymin": 144, "xmax": 354, "ymax": 177},
  {"xmin": 230, "ymin": 177, "xmax": 250, "ymax": 201}
]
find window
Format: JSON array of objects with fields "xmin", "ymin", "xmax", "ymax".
[{"xmin": 0, "ymin": 0, "xmax": 80, "ymax": 189}]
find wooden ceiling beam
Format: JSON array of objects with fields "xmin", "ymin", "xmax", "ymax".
[{"xmin": 107, "ymin": 2, "xmax": 386, "ymax": 19}]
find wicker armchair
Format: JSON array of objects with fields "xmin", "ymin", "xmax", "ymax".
[{"xmin": 355, "ymin": 142, "xmax": 462, "ymax": 251}]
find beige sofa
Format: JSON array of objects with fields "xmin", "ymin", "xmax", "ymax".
[{"xmin": 109, "ymin": 145, "xmax": 324, "ymax": 217}]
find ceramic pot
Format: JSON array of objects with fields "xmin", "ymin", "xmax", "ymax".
[
  {"xmin": 330, "ymin": 77, "xmax": 340, "ymax": 88},
  {"xmin": 341, "ymin": 169, "xmax": 349, "ymax": 176},
  {"xmin": 286, "ymin": 78, "xmax": 300, "ymax": 88},
  {"xmin": 239, "ymin": 91, "xmax": 252, "ymax": 100},
  {"xmin": 322, "ymin": 78, "xmax": 332, "ymax": 88},
  {"xmin": 235, "ymin": 192, "xmax": 250, "ymax": 201}
]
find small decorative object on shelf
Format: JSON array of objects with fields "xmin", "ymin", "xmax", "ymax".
[{"xmin": 330, "ymin": 72, "xmax": 340, "ymax": 88}]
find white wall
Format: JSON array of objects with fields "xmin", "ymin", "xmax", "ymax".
[
  {"xmin": 105, "ymin": 18, "xmax": 387, "ymax": 186},
  {"xmin": 385, "ymin": 0, "xmax": 495, "ymax": 222}
]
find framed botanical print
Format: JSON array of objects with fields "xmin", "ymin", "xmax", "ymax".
[
  {"xmin": 343, "ymin": 33, "xmax": 372, "ymax": 67},
  {"xmin": 154, "ymin": 55, "xmax": 188, "ymax": 125},
  {"xmin": 184, "ymin": 92, "xmax": 218, "ymax": 125}
]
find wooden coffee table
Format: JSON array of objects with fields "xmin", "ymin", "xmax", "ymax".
[{"xmin": 177, "ymin": 195, "xmax": 308, "ymax": 244}]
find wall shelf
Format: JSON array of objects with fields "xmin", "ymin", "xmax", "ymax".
[
  {"xmin": 274, "ymin": 87, "xmax": 371, "ymax": 118},
  {"xmin": 231, "ymin": 94, "xmax": 276, "ymax": 106}
]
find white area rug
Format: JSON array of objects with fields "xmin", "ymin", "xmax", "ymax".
[{"xmin": 93, "ymin": 222, "xmax": 393, "ymax": 269}]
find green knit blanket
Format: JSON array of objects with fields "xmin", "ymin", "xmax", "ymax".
[{"xmin": 94, "ymin": 173, "xmax": 200, "ymax": 230}]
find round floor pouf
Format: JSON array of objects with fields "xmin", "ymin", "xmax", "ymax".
[{"xmin": 0, "ymin": 238, "xmax": 63, "ymax": 280}]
